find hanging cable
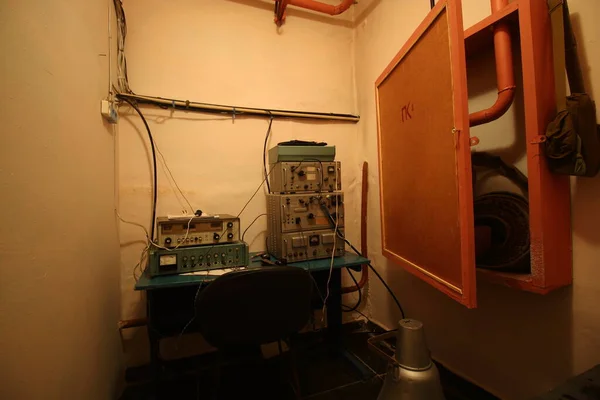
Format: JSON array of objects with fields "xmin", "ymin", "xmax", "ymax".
[
  {"xmin": 263, "ymin": 116, "xmax": 274, "ymax": 193},
  {"xmin": 320, "ymin": 205, "xmax": 405, "ymax": 319},
  {"xmin": 342, "ymin": 236, "xmax": 405, "ymax": 319},
  {"xmin": 241, "ymin": 213, "xmax": 267, "ymax": 242},
  {"xmin": 122, "ymin": 97, "xmax": 157, "ymax": 240}
]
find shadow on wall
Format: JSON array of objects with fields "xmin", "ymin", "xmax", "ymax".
[
  {"xmin": 572, "ymin": 177, "xmax": 600, "ymax": 245},
  {"xmin": 570, "ymin": 13, "xmax": 593, "ymax": 96},
  {"xmin": 375, "ymin": 262, "xmax": 573, "ymax": 398},
  {"xmin": 568, "ymin": 12, "xmax": 600, "ymax": 245}
]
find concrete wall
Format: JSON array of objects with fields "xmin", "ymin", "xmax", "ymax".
[
  {"xmin": 0, "ymin": 0, "xmax": 122, "ymax": 398},
  {"xmin": 118, "ymin": 0, "xmax": 361, "ymax": 364},
  {"xmin": 354, "ymin": 0, "xmax": 600, "ymax": 398}
]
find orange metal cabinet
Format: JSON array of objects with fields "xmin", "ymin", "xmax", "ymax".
[{"xmin": 375, "ymin": 0, "xmax": 572, "ymax": 308}]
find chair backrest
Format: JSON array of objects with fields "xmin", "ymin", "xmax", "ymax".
[{"xmin": 195, "ymin": 266, "xmax": 313, "ymax": 349}]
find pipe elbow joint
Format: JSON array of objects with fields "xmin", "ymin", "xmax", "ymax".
[{"xmin": 469, "ymin": 86, "xmax": 516, "ymax": 127}]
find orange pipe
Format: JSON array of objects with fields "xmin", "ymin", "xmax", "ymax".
[
  {"xmin": 469, "ymin": 0, "xmax": 516, "ymax": 127},
  {"xmin": 274, "ymin": 0, "xmax": 354, "ymax": 26},
  {"xmin": 288, "ymin": 0, "xmax": 354, "ymax": 15},
  {"xmin": 342, "ymin": 161, "xmax": 368, "ymax": 294}
]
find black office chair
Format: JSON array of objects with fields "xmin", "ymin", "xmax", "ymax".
[{"xmin": 195, "ymin": 266, "xmax": 313, "ymax": 398}]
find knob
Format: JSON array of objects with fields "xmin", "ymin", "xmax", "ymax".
[
  {"xmin": 213, "ymin": 233, "xmax": 220, "ymax": 240},
  {"xmin": 165, "ymin": 237, "xmax": 172, "ymax": 245},
  {"xmin": 297, "ymin": 170, "xmax": 306, "ymax": 177},
  {"xmin": 227, "ymin": 233, "xmax": 234, "ymax": 239},
  {"xmin": 227, "ymin": 222, "xmax": 233, "ymax": 229},
  {"xmin": 307, "ymin": 213, "xmax": 315, "ymax": 220},
  {"xmin": 182, "ymin": 256, "xmax": 188, "ymax": 262}
]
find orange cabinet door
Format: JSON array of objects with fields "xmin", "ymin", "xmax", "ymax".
[{"xmin": 375, "ymin": 0, "xmax": 476, "ymax": 307}]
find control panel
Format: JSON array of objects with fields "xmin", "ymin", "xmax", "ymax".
[
  {"xmin": 156, "ymin": 214, "xmax": 240, "ymax": 248},
  {"xmin": 269, "ymin": 161, "xmax": 341, "ymax": 193},
  {"xmin": 267, "ymin": 193, "xmax": 344, "ymax": 233},
  {"xmin": 267, "ymin": 228, "xmax": 345, "ymax": 262},
  {"xmin": 149, "ymin": 241, "xmax": 249, "ymax": 277}
]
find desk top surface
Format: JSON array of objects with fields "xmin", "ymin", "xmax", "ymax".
[{"xmin": 135, "ymin": 252, "xmax": 369, "ymax": 290}]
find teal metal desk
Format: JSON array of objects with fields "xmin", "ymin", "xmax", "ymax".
[
  {"xmin": 135, "ymin": 252, "xmax": 368, "ymax": 290},
  {"xmin": 136, "ymin": 252, "xmax": 369, "ymax": 381}
]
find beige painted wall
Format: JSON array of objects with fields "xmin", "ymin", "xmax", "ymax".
[
  {"xmin": 354, "ymin": 0, "xmax": 600, "ymax": 398},
  {"xmin": 0, "ymin": 0, "xmax": 122, "ymax": 398},
  {"xmin": 118, "ymin": 0, "xmax": 362, "ymax": 364}
]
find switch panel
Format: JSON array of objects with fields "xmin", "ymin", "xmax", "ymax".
[
  {"xmin": 156, "ymin": 214, "xmax": 240, "ymax": 248},
  {"xmin": 267, "ymin": 193, "xmax": 345, "ymax": 233},
  {"xmin": 149, "ymin": 241, "xmax": 249, "ymax": 277},
  {"xmin": 267, "ymin": 229, "xmax": 345, "ymax": 262},
  {"xmin": 269, "ymin": 161, "xmax": 341, "ymax": 193}
]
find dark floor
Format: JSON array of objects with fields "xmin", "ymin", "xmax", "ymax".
[{"xmin": 121, "ymin": 322, "xmax": 499, "ymax": 400}]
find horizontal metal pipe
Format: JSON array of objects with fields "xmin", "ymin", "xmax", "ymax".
[{"xmin": 117, "ymin": 93, "xmax": 360, "ymax": 122}]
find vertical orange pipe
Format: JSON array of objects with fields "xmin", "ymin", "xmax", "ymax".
[{"xmin": 469, "ymin": 0, "xmax": 516, "ymax": 126}]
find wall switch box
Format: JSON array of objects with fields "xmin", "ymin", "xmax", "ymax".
[{"xmin": 101, "ymin": 99, "xmax": 118, "ymax": 123}]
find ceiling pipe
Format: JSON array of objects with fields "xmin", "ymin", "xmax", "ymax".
[
  {"xmin": 469, "ymin": 0, "xmax": 516, "ymax": 127},
  {"xmin": 274, "ymin": 0, "xmax": 355, "ymax": 26}
]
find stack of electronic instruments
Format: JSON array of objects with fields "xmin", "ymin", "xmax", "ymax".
[
  {"xmin": 267, "ymin": 143, "xmax": 345, "ymax": 263},
  {"xmin": 148, "ymin": 215, "xmax": 249, "ymax": 277}
]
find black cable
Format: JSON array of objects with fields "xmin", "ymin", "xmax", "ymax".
[
  {"xmin": 122, "ymin": 98, "xmax": 157, "ymax": 240},
  {"xmin": 343, "ymin": 306, "xmax": 369, "ymax": 321},
  {"xmin": 263, "ymin": 116, "xmax": 274, "ymax": 193},
  {"xmin": 319, "ymin": 205, "xmax": 406, "ymax": 319},
  {"xmin": 344, "ymin": 238, "xmax": 405, "ymax": 319},
  {"xmin": 241, "ymin": 213, "xmax": 267, "ymax": 242},
  {"xmin": 341, "ymin": 267, "xmax": 362, "ymax": 313}
]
